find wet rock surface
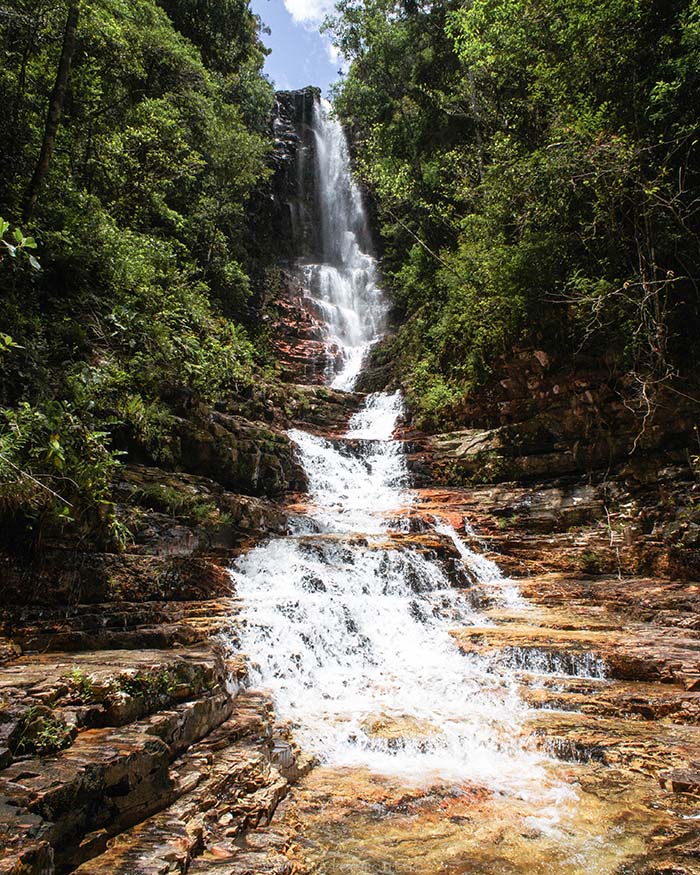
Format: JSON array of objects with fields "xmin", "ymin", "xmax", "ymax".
[
  {"xmin": 173, "ymin": 409, "xmax": 306, "ymax": 498},
  {"xmin": 215, "ymin": 416, "xmax": 699, "ymax": 875},
  {"xmin": 269, "ymin": 87, "xmax": 320, "ymax": 260},
  {"xmin": 0, "ymin": 680, "xmax": 307, "ymax": 875},
  {"xmin": 5, "ymin": 415, "xmax": 698, "ymax": 875}
]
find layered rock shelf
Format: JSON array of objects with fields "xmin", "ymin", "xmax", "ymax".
[
  {"xmin": 3, "ymin": 376, "xmax": 700, "ymax": 873},
  {"xmin": 0, "ymin": 386, "xmax": 355, "ymax": 874}
]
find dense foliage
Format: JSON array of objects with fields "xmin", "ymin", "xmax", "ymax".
[
  {"xmin": 3, "ymin": 0, "xmax": 699, "ymax": 546},
  {"xmin": 0, "ymin": 0, "xmax": 273, "ymax": 546},
  {"xmin": 328, "ymin": 0, "xmax": 700, "ymax": 428}
]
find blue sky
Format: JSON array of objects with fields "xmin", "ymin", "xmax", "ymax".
[{"xmin": 250, "ymin": 0, "xmax": 344, "ymax": 95}]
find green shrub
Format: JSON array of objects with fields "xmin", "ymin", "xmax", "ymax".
[
  {"xmin": 132, "ymin": 482, "xmax": 230, "ymax": 528},
  {"xmin": 0, "ymin": 400, "xmax": 126, "ymax": 547}
]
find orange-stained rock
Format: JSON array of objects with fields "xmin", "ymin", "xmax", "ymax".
[{"xmin": 451, "ymin": 619, "xmax": 700, "ymax": 686}]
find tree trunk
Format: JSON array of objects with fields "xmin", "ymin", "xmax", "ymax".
[{"xmin": 23, "ymin": 0, "xmax": 80, "ymax": 222}]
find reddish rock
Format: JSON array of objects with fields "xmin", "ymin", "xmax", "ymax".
[{"xmin": 658, "ymin": 767, "xmax": 700, "ymax": 795}]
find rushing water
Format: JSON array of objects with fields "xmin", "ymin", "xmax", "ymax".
[
  {"xmin": 231, "ymin": 97, "xmax": 566, "ymax": 792},
  {"xmin": 232, "ymin": 391, "xmax": 560, "ymax": 790}
]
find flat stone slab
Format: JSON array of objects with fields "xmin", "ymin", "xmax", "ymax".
[
  {"xmin": 527, "ymin": 710, "xmax": 700, "ymax": 772},
  {"xmin": 521, "ymin": 676, "xmax": 700, "ymax": 723},
  {"xmin": 518, "ymin": 572, "xmax": 700, "ymax": 618}
]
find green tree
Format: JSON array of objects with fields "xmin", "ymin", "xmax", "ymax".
[
  {"xmin": 328, "ymin": 0, "xmax": 700, "ymax": 429},
  {"xmin": 0, "ymin": 0, "xmax": 275, "ymax": 548}
]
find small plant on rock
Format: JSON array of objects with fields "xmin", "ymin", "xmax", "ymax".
[
  {"xmin": 577, "ymin": 550, "xmax": 606, "ymax": 575},
  {"xmin": 12, "ymin": 706, "xmax": 72, "ymax": 757},
  {"xmin": 132, "ymin": 482, "xmax": 228, "ymax": 529},
  {"xmin": 109, "ymin": 669, "xmax": 176, "ymax": 706},
  {"xmin": 67, "ymin": 668, "xmax": 96, "ymax": 703}
]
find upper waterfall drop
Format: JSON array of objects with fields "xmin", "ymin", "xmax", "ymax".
[
  {"xmin": 305, "ymin": 98, "xmax": 389, "ymax": 391},
  {"xmin": 313, "ymin": 98, "xmax": 370, "ymax": 264}
]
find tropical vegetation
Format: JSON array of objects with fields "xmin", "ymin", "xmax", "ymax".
[
  {"xmin": 0, "ymin": 0, "xmax": 273, "ymax": 546},
  {"xmin": 327, "ymin": 0, "xmax": 700, "ymax": 427}
]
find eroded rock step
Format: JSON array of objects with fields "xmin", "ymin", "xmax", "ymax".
[
  {"xmin": 289, "ymin": 530, "xmax": 462, "ymax": 559},
  {"xmin": 71, "ymin": 693, "xmax": 305, "ymax": 875},
  {"xmin": 518, "ymin": 573, "xmax": 700, "ymax": 626},
  {"xmin": 0, "ymin": 641, "xmax": 308, "ymax": 875},
  {"xmin": 322, "ymin": 435, "xmax": 419, "ymax": 453},
  {"xmin": 1, "ymin": 597, "xmax": 240, "ymax": 657},
  {"xmin": 0, "ymin": 647, "xmax": 230, "ymax": 866},
  {"xmin": 452, "ymin": 599, "xmax": 700, "ymax": 737},
  {"xmin": 409, "ymin": 476, "xmax": 700, "ymax": 580},
  {"xmin": 0, "ymin": 648, "xmax": 240, "ymax": 751},
  {"xmin": 528, "ymin": 708, "xmax": 700, "ymax": 782},
  {"xmin": 453, "ymin": 619, "xmax": 700, "ymax": 689},
  {"xmin": 281, "ymin": 385, "xmax": 365, "ymax": 437},
  {"xmin": 520, "ymin": 675, "xmax": 700, "ymax": 723}
]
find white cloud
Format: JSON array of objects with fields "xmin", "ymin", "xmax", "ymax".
[
  {"xmin": 281, "ymin": 0, "xmax": 349, "ymax": 77},
  {"xmin": 283, "ymin": 0, "xmax": 335, "ymax": 24},
  {"xmin": 326, "ymin": 40, "xmax": 341, "ymax": 62},
  {"xmin": 324, "ymin": 37, "xmax": 349, "ymax": 72}
]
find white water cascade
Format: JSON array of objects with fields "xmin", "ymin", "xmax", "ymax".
[
  {"xmin": 302, "ymin": 99, "xmax": 389, "ymax": 390},
  {"xmin": 230, "ymin": 97, "xmax": 570, "ymax": 800},
  {"xmin": 232, "ymin": 395, "xmax": 560, "ymax": 793}
]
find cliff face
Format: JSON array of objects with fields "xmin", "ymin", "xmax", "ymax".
[{"xmin": 268, "ymin": 87, "xmax": 321, "ymax": 262}]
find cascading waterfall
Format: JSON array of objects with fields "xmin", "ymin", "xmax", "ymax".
[
  {"xmin": 232, "ymin": 394, "xmax": 564, "ymax": 794},
  {"xmin": 230, "ymin": 96, "xmax": 582, "ymax": 805},
  {"xmin": 433, "ymin": 518, "xmax": 526, "ymax": 611},
  {"xmin": 301, "ymin": 99, "xmax": 389, "ymax": 390}
]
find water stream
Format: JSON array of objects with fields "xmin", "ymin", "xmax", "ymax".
[
  {"xmin": 233, "ymin": 391, "xmax": 555, "ymax": 790},
  {"xmin": 232, "ymin": 98, "xmax": 559, "ymax": 793},
  {"xmin": 302, "ymin": 98, "xmax": 389, "ymax": 390}
]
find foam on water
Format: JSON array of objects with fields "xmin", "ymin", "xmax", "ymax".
[
  {"xmin": 433, "ymin": 518, "xmax": 525, "ymax": 610},
  {"xmin": 296, "ymin": 100, "xmax": 389, "ymax": 390}
]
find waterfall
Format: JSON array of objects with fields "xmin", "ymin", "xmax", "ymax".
[
  {"xmin": 230, "ymin": 95, "xmax": 576, "ymax": 800},
  {"xmin": 433, "ymin": 518, "xmax": 526, "ymax": 610},
  {"xmin": 231, "ymin": 394, "xmax": 561, "ymax": 792},
  {"xmin": 300, "ymin": 99, "xmax": 389, "ymax": 391}
]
